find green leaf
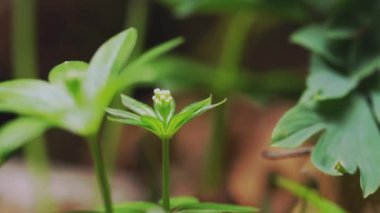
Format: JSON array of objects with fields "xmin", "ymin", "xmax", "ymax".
[
  {"xmin": 271, "ymin": 104, "xmax": 325, "ymax": 148},
  {"xmin": 83, "ymin": 28, "xmax": 137, "ymax": 99},
  {"xmin": 161, "ymin": 196, "xmax": 199, "ymax": 210},
  {"xmin": 121, "ymin": 94, "xmax": 156, "ymax": 117},
  {"xmin": 276, "ymin": 176, "xmax": 347, "ymax": 213},
  {"xmin": 291, "ymin": 25, "xmax": 343, "ymax": 64},
  {"xmin": 116, "ymin": 37, "xmax": 184, "ymax": 89},
  {"xmin": 48, "ymin": 61, "xmax": 88, "ymax": 101},
  {"xmin": 273, "ymin": 94, "xmax": 380, "ymax": 197},
  {"xmin": 167, "ymin": 96, "xmax": 226, "ymax": 136},
  {"xmin": 0, "ymin": 118, "xmax": 49, "ymax": 165},
  {"xmin": 311, "ymin": 95, "xmax": 380, "ymax": 197},
  {"xmin": 174, "ymin": 202, "xmax": 258, "ymax": 213},
  {"xmin": 300, "ymin": 56, "xmax": 357, "ymax": 103},
  {"xmin": 112, "ymin": 201, "xmax": 160, "ymax": 213},
  {"xmin": 0, "ymin": 79, "xmax": 75, "ymax": 119}
]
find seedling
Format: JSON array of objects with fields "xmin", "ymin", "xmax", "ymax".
[{"xmin": 107, "ymin": 88, "xmax": 258, "ymax": 212}]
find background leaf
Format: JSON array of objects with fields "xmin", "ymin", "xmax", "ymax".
[{"xmin": 0, "ymin": 117, "xmax": 49, "ymax": 165}]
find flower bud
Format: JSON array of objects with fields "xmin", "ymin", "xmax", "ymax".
[{"xmin": 152, "ymin": 88, "xmax": 175, "ymax": 124}]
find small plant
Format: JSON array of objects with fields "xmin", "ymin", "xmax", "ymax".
[{"xmin": 106, "ymin": 88, "xmax": 257, "ymax": 212}]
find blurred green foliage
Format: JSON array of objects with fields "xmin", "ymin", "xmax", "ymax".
[
  {"xmin": 272, "ymin": 0, "xmax": 380, "ymax": 197},
  {"xmin": 276, "ymin": 176, "xmax": 347, "ymax": 213}
]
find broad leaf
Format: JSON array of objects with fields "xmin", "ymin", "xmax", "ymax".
[
  {"xmin": 271, "ymin": 104, "xmax": 325, "ymax": 148},
  {"xmin": 311, "ymin": 95, "xmax": 380, "ymax": 197},
  {"xmin": 83, "ymin": 28, "xmax": 137, "ymax": 100},
  {"xmin": 276, "ymin": 176, "xmax": 347, "ymax": 213},
  {"xmin": 0, "ymin": 118, "xmax": 49, "ymax": 165},
  {"xmin": 300, "ymin": 56, "xmax": 357, "ymax": 103},
  {"xmin": 272, "ymin": 94, "xmax": 380, "ymax": 197},
  {"xmin": 0, "ymin": 79, "xmax": 75, "ymax": 119}
]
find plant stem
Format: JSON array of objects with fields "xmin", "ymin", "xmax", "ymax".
[
  {"xmin": 88, "ymin": 135, "xmax": 113, "ymax": 213},
  {"xmin": 12, "ymin": 0, "xmax": 54, "ymax": 211},
  {"xmin": 203, "ymin": 12, "xmax": 254, "ymax": 192},
  {"xmin": 162, "ymin": 138, "xmax": 171, "ymax": 212}
]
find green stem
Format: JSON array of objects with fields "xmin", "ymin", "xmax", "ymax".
[
  {"xmin": 162, "ymin": 138, "xmax": 171, "ymax": 212},
  {"xmin": 12, "ymin": 0, "xmax": 54, "ymax": 211},
  {"xmin": 203, "ymin": 12, "xmax": 254, "ymax": 192},
  {"xmin": 88, "ymin": 135, "xmax": 113, "ymax": 213}
]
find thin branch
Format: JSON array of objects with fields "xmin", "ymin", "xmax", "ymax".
[{"xmin": 262, "ymin": 147, "xmax": 313, "ymax": 160}]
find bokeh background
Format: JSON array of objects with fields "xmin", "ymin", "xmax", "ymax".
[{"xmin": 0, "ymin": 0, "xmax": 376, "ymax": 212}]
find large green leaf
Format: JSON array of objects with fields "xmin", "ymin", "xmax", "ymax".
[
  {"xmin": 0, "ymin": 79, "xmax": 75, "ymax": 119},
  {"xmin": 271, "ymin": 104, "xmax": 325, "ymax": 148},
  {"xmin": 300, "ymin": 56, "xmax": 357, "ymax": 103},
  {"xmin": 311, "ymin": 95, "xmax": 380, "ymax": 197},
  {"xmin": 272, "ymin": 95, "xmax": 380, "ymax": 197},
  {"xmin": 0, "ymin": 118, "xmax": 49, "ymax": 165},
  {"xmin": 83, "ymin": 28, "xmax": 137, "ymax": 100}
]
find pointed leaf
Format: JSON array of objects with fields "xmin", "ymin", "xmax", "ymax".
[
  {"xmin": 167, "ymin": 96, "xmax": 226, "ymax": 136},
  {"xmin": 0, "ymin": 118, "xmax": 49, "ymax": 165},
  {"xmin": 121, "ymin": 95, "xmax": 156, "ymax": 117},
  {"xmin": 116, "ymin": 37, "xmax": 184, "ymax": 90},
  {"xmin": 106, "ymin": 108, "xmax": 141, "ymax": 120},
  {"xmin": 83, "ymin": 28, "xmax": 137, "ymax": 99}
]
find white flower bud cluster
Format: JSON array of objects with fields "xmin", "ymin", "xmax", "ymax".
[{"xmin": 152, "ymin": 88, "xmax": 173, "ymax": 105}]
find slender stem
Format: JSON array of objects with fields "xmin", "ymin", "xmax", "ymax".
[
  {"xmin": 161, "ymin": 138, "xmax": 171, "ymax": 212},
  {"xmin": 88, "ymin": 135, "xmax": 113, "ymax": 213},
  {"xmin": 203, "ymin": 12, "xmax": 254, "ymax": 192}
]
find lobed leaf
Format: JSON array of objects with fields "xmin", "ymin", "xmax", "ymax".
[
  {"xmin": 300, "ymin": 56, "xmax": 357, "ymax": 103},
  {"xmin": 271, "ymin": 104, "xmax": 325, "ymax": 148},
  {"xmin": 272, "ymin": 94, "xmax": 380, "ymax": 197}
]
